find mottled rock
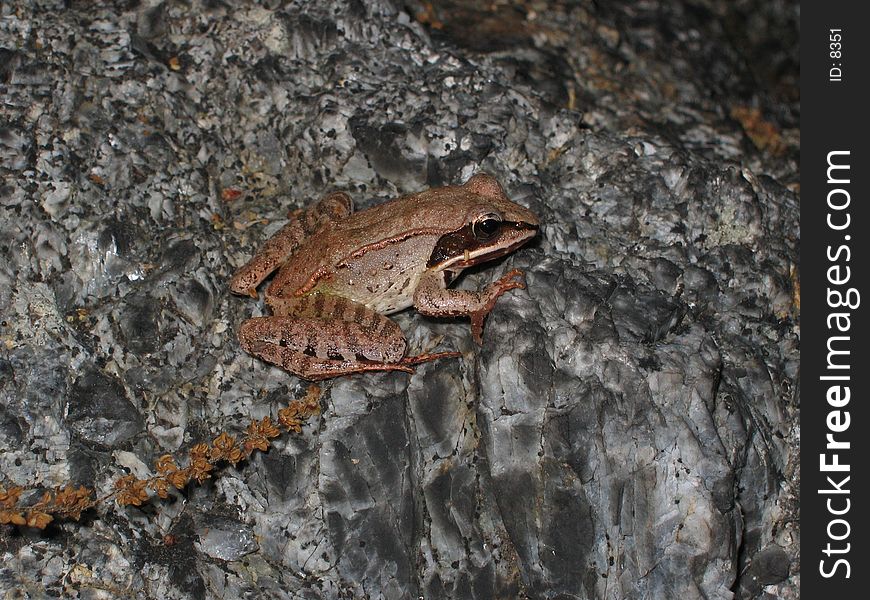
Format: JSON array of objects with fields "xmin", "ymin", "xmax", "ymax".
[
  {"xmin": 0, "ymin": 1, "xmax": 798, "ymax": 599},
  {"xmin": 195, "ymin": 514, "xmax": 259, "ymax": 562},
  {"xmin": 66, "ymin": 368, "xmax": 143, "ymax": 446}
]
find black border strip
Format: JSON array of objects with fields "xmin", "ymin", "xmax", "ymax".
[{"xmin": 801, "ymin": 2, "xmax": 869, "ymax": 596}]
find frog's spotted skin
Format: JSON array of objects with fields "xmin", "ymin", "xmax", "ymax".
[
  {"xmin": 238, "ymin": 293, "xmax": 455, "ymax": 380},
  {"xmin": 231, "ymin": 173, "xmax": 539, "ymax": 380}
]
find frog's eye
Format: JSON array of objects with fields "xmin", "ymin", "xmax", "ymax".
[{"xmin": 472, "ymin": 214, "xmax": 502, "ymax": 240}]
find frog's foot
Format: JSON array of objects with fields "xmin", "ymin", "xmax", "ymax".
[{"xmin": 469, "ymin": 268, "xmax": 526, "ymax": 344}]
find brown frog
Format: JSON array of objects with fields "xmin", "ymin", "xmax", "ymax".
[{"xmin": 230, "ymin": 173, "xmax": 539, "ymax": 380}]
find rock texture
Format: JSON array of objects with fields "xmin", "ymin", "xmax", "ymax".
[{"xmin": 1, "ymin": 1, "xmax": 798, "ymax": 599}]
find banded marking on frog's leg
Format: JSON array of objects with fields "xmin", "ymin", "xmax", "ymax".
[
  {"xmin": 238, "ymin": 296, "xmax": 459, "ymax": 380},
  {"xmin": 413, "ymin": 268, "xmax": 527, "ymax": 344},
  {"xmin": 238, "ymin": 316, "xmax": 407, "ymax": 379},
  {"xmin": 230, "ymin": 192, "xmax": 353, "ymax": 297}
]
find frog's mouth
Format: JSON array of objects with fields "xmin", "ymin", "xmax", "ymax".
[{"xmin": 427, "ymin": 221, "xmax": 539, "ymax": 271}]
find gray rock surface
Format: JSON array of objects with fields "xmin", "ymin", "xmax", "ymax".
[{"xmin": 1, "ymin": 1, "xmax": 799, "ymax": 599}]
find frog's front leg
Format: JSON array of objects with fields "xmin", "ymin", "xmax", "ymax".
[
  {"xmin": 237, "ymin": 295, "xmax": 460, "ymax": 380},
  {"xmin": 413, "ymin": 268, "xmax": 527, "ymax": 345},
  {"xmin": 230, "ymin": 192, "xmax": 353, "ymax": 297}
]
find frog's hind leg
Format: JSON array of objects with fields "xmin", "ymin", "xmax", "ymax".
[
  {"xmin": 237, "ymin": 297, "xmax": 459, "ymax": 380},
  {"xmin": 230, "ymin": 191, "xmax": 353, "ymax": 297}
]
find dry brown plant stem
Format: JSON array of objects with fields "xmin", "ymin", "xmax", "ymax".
[{"xmin": 1, "ymin": 386, "xmax": 320, "ymax": 530}]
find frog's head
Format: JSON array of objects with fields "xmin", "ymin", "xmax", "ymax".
[{"xmin": 427, "ymin": 173, "xmax": 540, "ymax": 271}]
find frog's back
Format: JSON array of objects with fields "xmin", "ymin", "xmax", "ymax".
[{"xmin": 264, "ymin": 188, "xmax": 469, "ymax": 312}]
